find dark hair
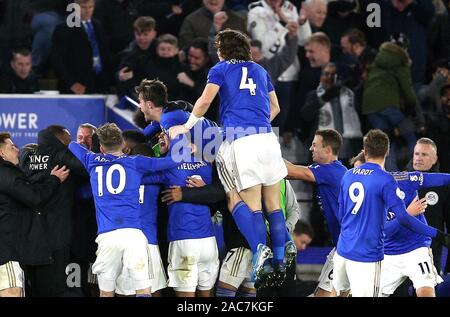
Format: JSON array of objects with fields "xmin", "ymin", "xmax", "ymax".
[
  {"xmin": 315, "ymin": 129, "xmax": 343, "ymax": 155},
  {"xmin": 189, "ymin": 38, "xmax": 209, "ymax": 56},
  {"xmin": 431, "ymin": 59, "xmax": 450, "ymax": 74},
  {"xmin": 96, "ymin": 123, "xmax": 123, "ymax": 150},
  {"xmin": 133, "ymin": 16, "xmax": 156, "ymax": 33},
  {"xmin": 122, "ymin": 130, "xmax": 146, "ymax": 145},
  {"xmin": 441, "ymin": 84, "xmax": 450, "ymax": 96},
  {"xmin": 214, "ymin": 29, "xmax": 252, "ymax": 61},
  {"xmin": 349, "ymin": 150, "xmax": 365, "ymax": 166},
  {"xmin": 364, "ymin": 129, "xmax": 389, "ymax": 159},
  {"xmin": 342, "ymin": 28, "xmax": 367, "ymax": 47},
  {"xmin": 293, "ymin": 220, "xmax": 315, "ymax": 240},
  {"xmin": 135, "ymin": 79, "xmax": 168, "ymax": 107},
  {"xmin": 0, "ymin": 132, "xmax": 11, "ymax": 146},
  {"xmin": 130, "ymin": 143, "xmax": 154, "ymax": 157},
  {"xmin": 12, "ymin": 49, "xmax": 31, "ymax": 60},
  {"xmin": 46, "ymin": 125, "xmax": 69, "ymax": 141}
]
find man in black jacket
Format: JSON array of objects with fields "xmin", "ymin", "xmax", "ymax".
[
  {"xmin": 407, "ymin": 138, "xmax": 450, "ymax": 274},
  {"xmin": 20, "ymin": 125, "xmax": 86, "ymax": 297},
  {"xmin": 51, "ymin": 0, "xmax": 112, "ymax": 94},
  {"xmin": 0, "ymin": 132, "xmax": 69, "ymax": 297}
]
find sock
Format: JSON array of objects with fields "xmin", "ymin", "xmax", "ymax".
[
  {"xmin": 253, "ymin": 210, "xmax": 267, "ymax": 246},
  {"xmin": 232, "ymin": 201, "xmax": 259, "ymax": 253},
  {"xmin": 236, "ymin": 290, "xmax": 256, "ymax": 297},
  {"xmin": 136, "ymin": 293, "xmax": 151, "ymax": 297},
  {"xmin": 216, "ymin": 286, "xmax": 236, "ymax": 297},
  {"xmin": 285, "ymin": 228, "xmax": 292, "ymax": 243},
  {"xmin": 266, "ymin": 209, "xmax": 286, "ymax": 265}
]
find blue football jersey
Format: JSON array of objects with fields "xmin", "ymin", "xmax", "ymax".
[
  {"xmin": 69, "ymin": 142, "xmax": 177, "ymax": 235},
  {"xmin": 138, "ymin": 184, "xmax": 160, "ymax": 245},
  {"xmin": 384, "ymin": 171, "xmax": 450, "ymax": 255},
  {"xmin": 143, "ymin": 157, "xmax": 215, "ymax": 242},
  {"xmin": 337, "ymin": 163, "xmax": 407, "ymax": 262},
  {"xmin": 207, "ymin": 60, "xmax": 274, "ymax": 140},
  {"xmin": 308, "ymin": 160, "xmax": 348, "ymax": 246}
]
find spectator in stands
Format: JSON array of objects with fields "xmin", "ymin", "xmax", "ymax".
[
  {"xmin": 177, "ymin": 38, "xmax": 212, "ymax": 105},
  {"xmin": 303, "ymin": 0, "xmax": 328, "ymax": 32},
  {"xmin": 428, "ymin": 0, "xmax": 450, "ymax": 76},
  {"xmin": 322, "ymin": 0, "xmax": 362, "ymax": 49},
  {"xmin": 93, "ymin": 0, "xmax": 139, "ymax": 61},
  {"xmin": 301, "ymin": 62, "xmax": 362, "ymax": 164},
  {"xmin": 0, "ymin": 49, "xmax": 39, "ymax": 94},
  {"xmin": 30, "ymin": 0, "xmax": 70, "ymax": 76},
  {"xmin": 117, "ymin": 16, "xmax": 158, "ymax": 97},
  {"xmin": 247, "ymin": 0, "xmax": 312, "ymax": 145},
  {"xmin": 178, "ymin": 0, "xmax": 247, "ymax": 50},
  {"xmin": 0, "ymin": 0, "xmax": 32, "ymax": 71},
  {"xmin": 52, "ymin": 0, "xmax": 112, "ymax": 94},
  {"xmin": 340, "ymin": 28, "xmax": 377, "ymax": 71},
  {"xmin": 419, "ymin": 60, "xmax": 450, "ymax": 113},
  {"xmin": 362, "ymin": 33, "xmax": 417, "ymax": 171},
  {"xmin": 426, "ymin": 85, "xmax": 450, "ymax": 174},
  {"xmin": 0, "ymin": 132, "xmax": 69, "ymax": 297},
  {"xmin": 144, "ymin": 34, "xmax": 188, "ymax": 101},
  {"xmin": 20, "ymin": 125, "xmax": 86, "ymax": 297}
]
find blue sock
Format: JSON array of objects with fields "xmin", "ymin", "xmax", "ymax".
[
  {"xmin": 232, "ymin": 201, "xmax": 259, "ymax": 253},
  {"xmin": 216, "ymin": 286, "xmax": 236, "ymax": 297},
  {"xmin": 253, "ymin": 210, "xmax": 267, "ymax": 246},
  {"xmin": 285, "ymin": 228, "xmax": 292, "ymax": 243},
  {"xmin": 266, "ymin": 209, "xmax": 287, "ymax": 265},
  {"xmin": 236, "ymin": 290, "xmax": 256, "ymax": 297}
]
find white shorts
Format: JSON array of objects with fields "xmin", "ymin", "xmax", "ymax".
[
  {"xmin": 92, "ymin": 228, "xmax": 150, "ymax": 292},
  {"xmin": 219, "ymin": 247, "xmax": 254, "ymax": 290},
  {"xmin": 116, "ymin": 244, "xmax": 168, "ymax": 295},
  {"xmin": 216, "ymin": 132, "xmax": 287, "ymax": 193},
  {"xmin": 316, "ymin": 248, "xmax": 335, "ymax": 293},
  {"xmin": 333, "ymin": 252, "xmax": 382, "ymax": 297},
  {"xmin": 381, "ymin": 247, "xmax": 443, "ymax": 296},
  {"xmin": 167, "ymin": 237, "xmax": 219, "ymax": 293},
  {"xmin": 0, "ymin": 261, "xmax": 24, "ymax": 291}
]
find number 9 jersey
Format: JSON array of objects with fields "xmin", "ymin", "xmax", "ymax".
[
  {"xmin": 207, "ymin": 60, "xmax": 274, "ymax": 140},
  {"xmin": 337, "ymin": 162, "xmax": 406, "ymax": 262}
]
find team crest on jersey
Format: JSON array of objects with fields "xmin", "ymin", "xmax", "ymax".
[
  {"xmin": 396, "ymin": 188, "xmax": 405, "ymax": 200},
  {"xmin": 425, "ymin": 191, "xmax": 439, "ymax": 206}
]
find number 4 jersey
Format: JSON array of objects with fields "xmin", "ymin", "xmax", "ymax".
[
  {"xmin": 207, "ymin": 60, "xmax": 274, "ymax": 140},
  {"xmin": 68, "ymin": 142, "xmax": 178, "ymax": 235}
]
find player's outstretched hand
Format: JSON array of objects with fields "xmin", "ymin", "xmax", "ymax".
[
  {"xmin": 406, "ymin": 196, "xmax": 427, "ymax": 216},
  {"xmin": 161, "ymin": 186, "xmax": 182, "ymax": 205},
  {"xmin": 51, "ymin": 165, "xmax": 70, "ymax": 183},
  {"xmin": 435, "ymin": 230, "xmax": 450, "ymax": 248},
  {"xmin": 168, "ymin": 125, "xmax": 189, "ymax": 140}
]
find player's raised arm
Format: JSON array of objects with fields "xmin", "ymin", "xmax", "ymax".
[
  {"xmin": 419, "ymin": 172, "xmax": 450, "ymax": 188},
  {"xmin": 135, "ymin": 155, "xmax": 180, "ymax": 173},
  {"xmin": 284, "ymin": 159, "xmax": 316, "ymax": 182},
  {"xmin": 68, "ymin": 141, "xmax": 90, "ymax": 168},
  {"xmin": 168, "ymin": 83, "xmax": 220, "ymax": 140}
]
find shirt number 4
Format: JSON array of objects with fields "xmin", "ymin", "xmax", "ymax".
[{"xmin": 240, "ymin": 67, "xmax": 256, "ymax": 95}]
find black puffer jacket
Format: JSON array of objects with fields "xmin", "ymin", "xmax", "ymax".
[
  {"xmin": 19, "ymin": 128, "xmax": 87, "ymax": 251},
  {"xmin": 0, "ymin": 159, "xmax": 59, "ymax": 266}
]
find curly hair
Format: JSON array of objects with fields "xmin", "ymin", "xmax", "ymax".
[{"xmin": 214, "ymin": 29, "xmax": 252, "ymax": 61}]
